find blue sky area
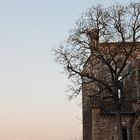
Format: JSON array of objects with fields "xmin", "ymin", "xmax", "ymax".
[{"xmin": 0, "ymin": 0, "xmax": 139, "ymax": 140}]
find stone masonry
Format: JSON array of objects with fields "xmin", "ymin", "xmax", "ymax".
[{"xmin": 82, "ymin": 30, "xmax": 140, "ymax": 140}]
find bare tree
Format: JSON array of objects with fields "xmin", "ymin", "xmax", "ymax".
[{"xmin": 54, "ymin": 2, "xmax": 140, "ymax": 140}]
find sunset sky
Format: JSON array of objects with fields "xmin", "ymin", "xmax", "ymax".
[{"xmin": 0, "ymin": 0, "xmax": 137, "ymax": 140}]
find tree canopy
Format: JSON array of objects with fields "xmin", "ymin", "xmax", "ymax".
[{"xmin": 54, "ymin": 2, "xmax": 140, "ymax": 99}]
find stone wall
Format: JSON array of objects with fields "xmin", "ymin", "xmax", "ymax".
[
  {"xmin": 82, "ymin": 42, "xmax": 140, "ymax": 140},
  {"xmin": 92, "ymin": 109, "xmax": 136, "ymax": 140},
  {"xmin": 133, "ymin": 127, "xmax": 140, "ymax": 140}
]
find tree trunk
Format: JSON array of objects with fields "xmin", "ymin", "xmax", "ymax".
[{"xmin": 115, "ymin": 108, "xmax": 124, "ymax": 140}]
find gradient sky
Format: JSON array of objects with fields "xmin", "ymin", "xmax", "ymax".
[{"xmin": 0, "ymin": 0, "xmax": 138, "ymax": 140}]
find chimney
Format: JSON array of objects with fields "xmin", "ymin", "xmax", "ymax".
[
  {"xmin": 87, "ymin": 29, "xmax": 99, "ymax": 54},
  {"xmin": 88, "ymin": 28, "xmax": 99, "ymax": 44}
]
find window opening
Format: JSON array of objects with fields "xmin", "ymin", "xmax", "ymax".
[
  {"xmin": 122, "ymin": 128, "xmax": 127, "ymax": 140},
  {"xmin": 118, "ymin": 76, "xmax": 123, "ymax": 98}
]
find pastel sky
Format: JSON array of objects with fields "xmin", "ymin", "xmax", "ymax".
[{"xmin": 0, "ymin": 0, "xmax": 138, "ymax": 140}]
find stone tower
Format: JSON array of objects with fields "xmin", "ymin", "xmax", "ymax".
[{"xmin": 82, "ymin": 30, "xmax": 140, "ymax": 140}]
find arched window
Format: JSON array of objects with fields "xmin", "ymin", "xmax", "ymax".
[
  {"xmin": 122, "ymin": 127, "xmax": 127, "ymax": 140},
  {"xmin": 118, "ymin": 76, "xmax": 123, "ymax": 98}
]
